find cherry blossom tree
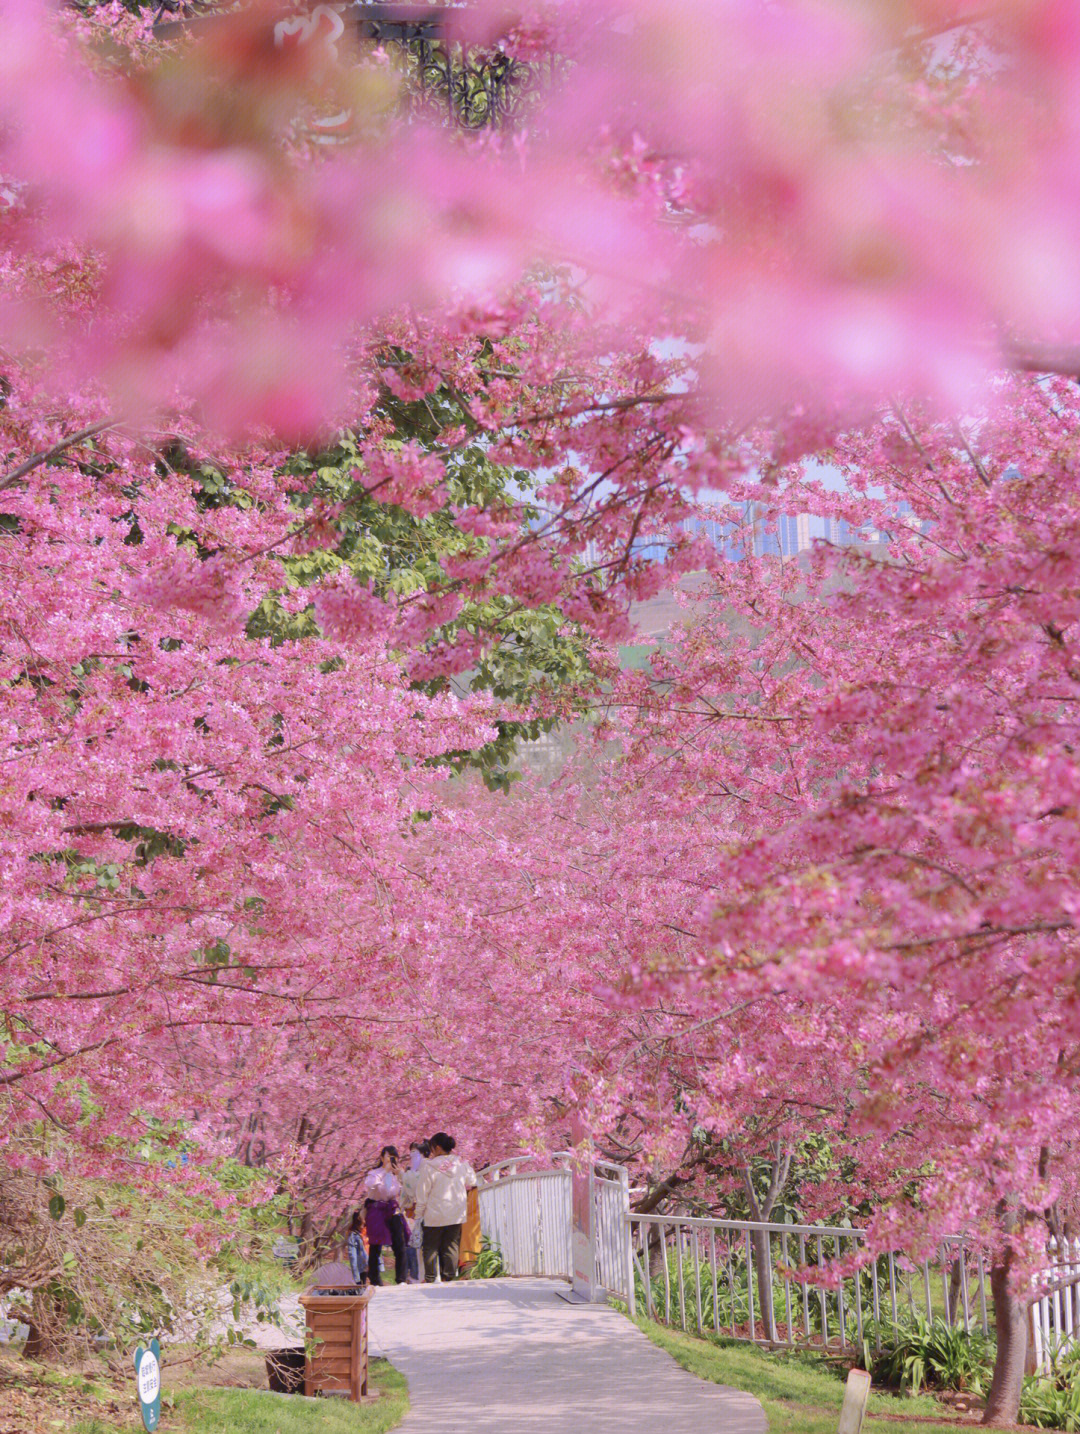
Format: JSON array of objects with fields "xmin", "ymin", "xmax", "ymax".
[
  {"xmin": 447, "ymin": 374, "xmax": 1078, "ymax": 1421},
  {"xmin": 5, "ymin": 0, "xmax": 1080, "ymax": 1416}
]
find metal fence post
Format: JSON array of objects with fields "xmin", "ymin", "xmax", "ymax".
[{"xmin": 621, "ymin": 1166, "xmax": 636, "ymax": 1316}]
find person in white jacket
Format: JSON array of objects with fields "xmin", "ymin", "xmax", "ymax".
[{"xmin": 413, "ymin": 1132, "xmax": 477, "ymax": 1283}]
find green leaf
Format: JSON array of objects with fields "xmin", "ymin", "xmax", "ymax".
[
  {"xmin": 48, "ymin": 1193, "xmax": 66, "ymax": 1220},
  {"xmin": 73, "ymin": 1208, "xmax": 87, "ymax": 1229}
]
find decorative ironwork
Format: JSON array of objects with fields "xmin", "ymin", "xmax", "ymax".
[
  {"xmin": 152, "ymin": 3, "xmax": 538, "ymax": 130},
  {"xmin": 404, "ymin": 34, "xmax": 535, "ymax": 130}
]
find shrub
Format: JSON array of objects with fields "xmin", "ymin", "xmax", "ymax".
[
  {"xmin": 857, "ymin": 1311, "xmax": 993, "ymax": 1396},
  {"xmin": 1021, "ymin": 1344, "xmax": 1080, "ymax": 1430},
  {"xmin": 1020, "ymin": 1380, "xmax": 1080, "ymax": 1431},
  {"xmin": 2, "ymin": 1127, "xmax": 290, "ymax": 1364}
]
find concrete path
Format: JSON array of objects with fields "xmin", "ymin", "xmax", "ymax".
[{"xmin": 368, "ymin": 1277, "xmax": 768, "ymax": 1434}]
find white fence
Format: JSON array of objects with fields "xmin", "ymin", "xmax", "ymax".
[
  {"xmin": 478, "ymin": 1157, "xmax": 1076, "ymax": 1373},
  {"xmin": 629, "ymin": 1214, "xmax": 993, "ymax": 1352},
  {"xmin": 477, "ymin": 1154, "xmax": 633, "ymax": 1302},
  {"xmin": 594, "ymin": 1164, "xmax": 634, "ymax": 1303},
  {"xmin": 1032, "ymin": 1237, "xmax": 1080, "ymax": 1371},
  {"xmin": 477, "ymin": 1161, "xmax": 572, "ymax": 1279}
]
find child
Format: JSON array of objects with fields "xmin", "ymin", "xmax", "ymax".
[{"xmin": 345, "ymin": 1210, "xmax": 369, "ymax": 1287}]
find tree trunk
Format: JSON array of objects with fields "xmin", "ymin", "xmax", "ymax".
[
  {"xmin": 648, "ymin": 1233, "xmax": 667, "ymax": 1279},
  {"xmin": 22, "ymin": 1318, "xmax": 48, "ymax": 1362},
  {"xmin": 23, "ymin": 1289, "xmax": 67, "ymax": 1362},
  {"xmin": 297, "ymin": 1208, "xmax": 315, "ymax": 1269},
  {"xmin": 751, "ymin": 1226, "xmax": 779, "ymax": 1342},
  {"xmin": 983, "ymin": 1249, "xmax": 1028, "ymax": 1425},
  {"xmin": 741, "ymin": 1144, "xmax": 790, "ymax": 1344}
]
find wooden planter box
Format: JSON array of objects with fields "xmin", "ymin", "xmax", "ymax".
[{"xmin": 298, "ymin": 1289, "xmax": 373, "ymax": 1401}]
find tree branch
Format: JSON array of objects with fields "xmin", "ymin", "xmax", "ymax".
[{"xmin": 0, "ymin": 419, "xmax": 119, "ymax": 492}]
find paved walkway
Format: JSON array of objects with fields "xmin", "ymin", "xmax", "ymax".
[{"xmin": 368, "ymin": 1277, "xmax": 768, "ymax": 1434}]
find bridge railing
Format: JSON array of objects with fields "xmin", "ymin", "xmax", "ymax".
[
  {"xmin": 478, "ymin": 1159, "xmax": 1072, "ymax": 1372},
  {"xmin": 594, "ymin": 1163, "xmax": 635, "ymax": 1306},
  {"xmin": 477, "ymin": 1153, "xmax": 633, "ymax": 1302},
  {"xmin": 629, "ymin": 1213, "xmax": 996, "ymax": 1355},
  {"xmin": 477, "ymin": 1156, "xmax": 571, "ymax": 1280},
  {"xmin": 477, "ymin": 1164, "xmax": 572, "ymax": 1279}
]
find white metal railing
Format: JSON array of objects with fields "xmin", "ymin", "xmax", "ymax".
[
  {"xmin": 633, "ymin": 1212, "xmax": 1080, "ymax": 1373},
  {"xmin": 477, "ymin": 1158, "xmax": 572, "ymax": 1279},
  {"xmin": 629, "ymin": 1213, "xmax": 993, "ymax": 1353},
  {"xmin": 594, "ymin": 1164, "xmax": 635, "ymax": 1304},
  {"xmin": 478, "ymin": 1160, "xmax": 1079, "ymax": 1373},
  {"xmin": 477, "ymin": 1153, "xmax": 632, "ymax": 1301}
]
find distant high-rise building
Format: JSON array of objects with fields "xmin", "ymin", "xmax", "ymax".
[
  {"xmin": 581, "ymin": 499, "xmax": 907, "ymax": 573},
  {"xmin": 777, "ymin": 512, "xmax": 812, "ymax": 556},
  {"xmin": 631, "ymin": 535, "xmax": 669, "ymax": 563},
  {"xmin": 822, "ymin": 515, "xmax": 853, "ymax": 546},
  {"xmin": 732, "ymin": 501, "xmax": 779, "ymax": 558}
]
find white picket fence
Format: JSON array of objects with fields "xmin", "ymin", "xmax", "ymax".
[{"xmin": 1032, "ymin": 1237, "xmax": 1080, "ymax": 1371}]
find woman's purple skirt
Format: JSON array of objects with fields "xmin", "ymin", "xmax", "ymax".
[{"xmin": 365, "ymin": 1199, "xmax": 409, "ymax": 1245}]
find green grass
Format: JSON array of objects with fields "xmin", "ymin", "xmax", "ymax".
[
  {"xmin": 906, "ymin": 1271, "xmax": 993, "ymax": 1332},
  {"xmin": 75, "ymin": 1358, "xmax": 408, "ymax": 1434},
  {"xmin": 635, "ymin": 1317, "xmax": 964, "ymax": 1434},
  {"xmin": 33, "ymin": 1365, "xmax": 115, "ymax": 1400},
  {"xmin": 617, "ymin": 643, "xmax": 656, "ymax": 669}
]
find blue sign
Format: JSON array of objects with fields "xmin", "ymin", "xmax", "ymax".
[{"xmin": 134, "ymin": 1338, "xmax": 162, "ymax": 1431}]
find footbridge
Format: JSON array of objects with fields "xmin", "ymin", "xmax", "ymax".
[
  {"xmin": 476, "ymin": 1151, "xmax": 635, "ymax": 1306},
  {"xmin": 361, "ymin": 1151, "xmax": 768, "ymax": 1432},
  {"xmin": 360, "ymin": 1150, "xmax": 1058, "ymax": 1432}
]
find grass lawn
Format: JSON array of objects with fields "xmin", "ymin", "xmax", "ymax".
[
  {"xmin": 70, "ymin": 1358, "xmax": 407, "ymax": 1434},
  {"xmin": 636, "ymin": 1318, "xmax": 973, "ymax": 1434}
]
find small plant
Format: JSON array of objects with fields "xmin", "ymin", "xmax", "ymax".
[
  {"xmin": 469, "ymin": 1237, "xmax": 506, "ymax": 1279},
  {"xmin": 1020, "ymin": 1379, "xmax": 1080, "ymax": 1431},
  {"xmin": 1021, "ymin": 1342, "xmax": 1080, "ymax": 1430},
  {"xmin": 858, "ymin": 1310, "xmax": 993, "ymax": 1396}
]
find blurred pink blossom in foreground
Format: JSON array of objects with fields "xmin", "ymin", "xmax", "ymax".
[{"xmin": 2, "ymin": 0, "xmax": 1080, "ymax": 434}]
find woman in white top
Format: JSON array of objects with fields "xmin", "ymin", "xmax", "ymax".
[
  {"xmin": 413, "ymin": 1132, "xmax": 477, "ymax": 1283},
  {"xmin": 363, "ymin": 1145, "xmax": 409, "ymax": 1285}
]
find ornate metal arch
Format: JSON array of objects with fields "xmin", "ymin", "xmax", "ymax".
[{"xmin": 153, "ymin": 3, "xmax": 540, "ymax": 130}]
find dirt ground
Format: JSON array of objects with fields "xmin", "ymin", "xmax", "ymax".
[
  {"xmin": 0, "ymin": 1351, "xmax": 132, "ymax": 1433},
  {"xmin": 0, "ymin": 1343, "xmax": 283, "ymax": 1432},
  {"xmin": 157, "ymin": 1346, "xmax": 272, "ymax": 1390}
]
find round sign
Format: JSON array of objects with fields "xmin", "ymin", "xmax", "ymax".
[{"xmin": 137, "ymin": 1348, "xmax": 160, "ymax": 1403}]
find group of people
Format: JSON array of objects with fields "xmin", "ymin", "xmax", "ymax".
[{"xmin": 345, "ymin": 1132, "xmax": 477, "ymax": 1287}]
